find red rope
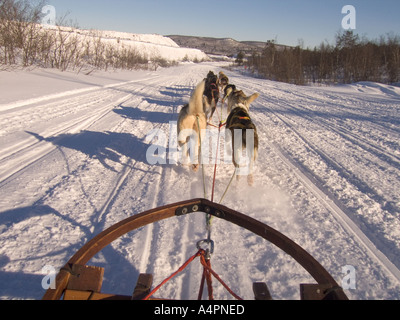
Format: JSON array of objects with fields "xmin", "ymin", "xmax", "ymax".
[
  {"xmin": 143, "ymin": 250, "xmax": 203, "ymax": 300},
  {"xmin": 211, "ymin": 126, "xmax": 220, "ymax": 203},
  {"xmin": 210, "ymin": 121, "xmax": 226, "ymax": 203},
  {"xmin": 198, "ymin": 255, "xmax": 214, "ymax": 300},
  {"xmin": 199, "ymin": 255, "xmax": 243, "ymax": 301},
  {"xmin": 143, "ymin": 249, "xmax": 242, "ymax": 301}
]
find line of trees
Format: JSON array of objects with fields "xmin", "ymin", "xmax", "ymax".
[
  {"xmin": 246, "ymin": 31, "xmax": 400, "ymax": 85},
  {"xmin": 0, "ymin": 0, "xmax": 172, "ymax": 72}
]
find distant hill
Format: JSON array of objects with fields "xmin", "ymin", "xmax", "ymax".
[
  {"xmin": 167, "ymin": 35, "xmax": 290, "ymax": 57},
  {"xmin": 55, "ymin": 28, "xmax": 210, "ymax": 63}
]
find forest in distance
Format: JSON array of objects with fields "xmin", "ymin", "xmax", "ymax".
[{"xmin": 244, "ymin": 30, "xmax": 400, "ymax": 86}]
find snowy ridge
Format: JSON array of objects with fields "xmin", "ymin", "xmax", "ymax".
[
  {"xmin": 45, "ymin": 25, "xmax": 209, "ymax": 62},
  {"xmin": 0, "ymin": 63, "xmax": 400, "ymax": 300},
  {"xmin": 96, "ymin": 31, "xmax": 180, "ymax": 48}
]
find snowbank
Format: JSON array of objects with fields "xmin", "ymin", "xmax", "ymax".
[{"xmin": 48, "ymin": 25, "xmax": 209, "ymax": 63}]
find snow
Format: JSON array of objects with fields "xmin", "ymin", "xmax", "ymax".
[
  {"xmin": 0, "ymin": 68, "xmax": 156, "ymax": 107},
  {"xmin": 57, "ymin": 26, "xmax": 180, "ymax": 48},
  {"xmin": 1, "ymin": 62, "xmax": 400, "ymax": 300},
  {"xmin": 42, "ymin": 25, "xmax": 208, "ymax": 63}
]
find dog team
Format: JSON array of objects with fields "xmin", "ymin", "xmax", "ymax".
[{"xmin": 177, "ymin": 71, "xmax": 259, "ymax": 186}]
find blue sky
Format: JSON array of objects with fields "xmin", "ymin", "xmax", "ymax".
[{"xmin": 48, "ymin": 0, "xmax": 400, "ymax": 48}]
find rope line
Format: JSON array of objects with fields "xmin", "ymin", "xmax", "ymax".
[
  {"xmin": 219, "ymin": 167, "xmax": 237, "ymax": 204},
  {"xmin": 198, "ymin": 255, "xmax": 214, "ymax": 300},
  {"xmin": 143, "ymin": 249, "xmax": 243, "ymax": 301},
  {"xmin": 199, "ymin": 254, "xmax": 243, "ymax": 301},
  {"xmin": 146, "ymin": 81, "xmax": 242, "ymax": 301},
  {"xmin": 142, "ymin": 250, "xmax": 203, "ymax": 301}
]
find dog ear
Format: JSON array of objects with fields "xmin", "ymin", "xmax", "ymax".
[{"xmin": 246, "ymin": 93, "xmax": 259, "ymax": 105}]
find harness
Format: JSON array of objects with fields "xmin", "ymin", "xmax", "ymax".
[
  {"xmin": 209, "ymin": 82, "xmax": 219, "ymax": 103},
  {"xmin": 229, "ymin": 104, "xmax": 252, "ymax": 124}
]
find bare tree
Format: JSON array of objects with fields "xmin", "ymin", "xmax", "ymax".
[{"xmin": 245, "ymin": 30, "xmax": 400, "ymax": 85}]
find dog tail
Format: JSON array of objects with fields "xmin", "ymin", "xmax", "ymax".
[{"xmin": 188, "ymin": 80, "xmax": 205, "ymax": 115}]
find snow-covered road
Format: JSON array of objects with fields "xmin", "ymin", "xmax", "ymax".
[{"xmin": 1, "ymin": 63, "xmax": 400, "ymax": 300}]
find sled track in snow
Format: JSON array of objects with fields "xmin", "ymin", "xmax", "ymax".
[
  {"xmin": 86, "ymin": 76, "xmax": 182, "ymax": 235},
  {"xmin": 267, "ymin": 94, "xmax": 400, "ymax": 173},
  {"xmin": 269, "ymin": 139, "xmax": 400, "ymax": 284},
  {"xmin": 237, "ymin": 81, "xmax": 400, "ymax": 285},
  {"xmin": 0, "ymin": 95, "xmax": 132, "ymax": 184},
  {"xmin": 0, "ymin": 79, "xmax": 160, "ymax": 185}
]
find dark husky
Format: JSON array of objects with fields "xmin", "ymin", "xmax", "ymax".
[
  {"xmin": 224, "ymin": 85, "xmax": 259, "ymax": 186},
  {"xmin": 217, "ymin": 71, "xmax": 229, "ymax": 90},
  {"xmin": 203, "ymin": 71, "xmax": 219, "ymax": 121}
]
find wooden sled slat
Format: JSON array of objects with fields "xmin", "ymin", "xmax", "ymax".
[
  {"xmin": 132, "ymin": 274, "xmax": 154, "ymax": 300},
  {"xmin": 66, "ymin": 264, "xmax": 104, "ymax": 293}
]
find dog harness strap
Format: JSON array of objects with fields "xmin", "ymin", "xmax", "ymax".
[
  {"xmin": 231, "ymin": 123, "xmax": 250, "ymax": 130},
  {"xmin": 238, "ymin": 116, "xmax": 250, "ymax": 120}
]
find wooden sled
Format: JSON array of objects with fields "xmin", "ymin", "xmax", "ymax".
[{"xmin": 42, "ymin": 199, "xmax": 348, "ymax": 300}]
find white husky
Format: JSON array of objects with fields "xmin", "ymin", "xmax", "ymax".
[{"xmin": 177, "ymin": 80, "xmax": 207, "ymax": 172}]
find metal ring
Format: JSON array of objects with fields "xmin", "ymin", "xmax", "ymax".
[{"xmin": 196, "ymin": 239, "xmax": 215, "ymax": 254}]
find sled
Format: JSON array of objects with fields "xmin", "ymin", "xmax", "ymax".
[{"xmin": 42, "ymin": 198, "xmax": 348, "ymax": 300}]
